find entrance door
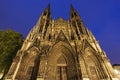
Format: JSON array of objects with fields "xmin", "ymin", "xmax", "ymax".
[
  {"xmin": 56, "ymin": 66, "xmax": 67, "ymax": 80},
  {"xmin": 56, "ymin": 56, "xmax": 67, "ymax": 80}
]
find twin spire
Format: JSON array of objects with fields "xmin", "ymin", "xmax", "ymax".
[
  {"xmin": 35, "ymin": 4, "xmax": 88, "ymax": 39},
  {"xmin": 37, "ymin": 4, "xmax": 81, "ymax": 20}
]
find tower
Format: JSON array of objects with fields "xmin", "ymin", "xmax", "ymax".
[{"xmin": 5, "ymin": 5, "xmax": 118, "ymax": 80}]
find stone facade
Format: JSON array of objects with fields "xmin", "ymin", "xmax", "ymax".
[{"xmin": 5, "ymin": 5, "xmax": 118, "ymax": 80}]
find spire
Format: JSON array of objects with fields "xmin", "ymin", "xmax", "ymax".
[
  {"xmin": 36, "ymin": 4, "xmax": 51, "ymax": 26},
  {"xmin": 70, "ymin": 5, "xmax": 87, "ymax": 35},
  {"xmin": 35, "ymin": 4, "xmax": 52, "ymax": 39},
  {"xmin": 70, "ymin": 4, "xmax": 81, "ymax": 20}
]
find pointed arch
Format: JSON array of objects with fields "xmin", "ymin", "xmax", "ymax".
[
  {"xmin": 39, "ymin": 41, "xmax": 81, "ymax": 80},
  {"xmin": 79, "ymin": 41, "xmax": 110, "ymax": 80},
  {"xmin": 15, "ymin": 46, "xmax": 40, "ymax": 80}
]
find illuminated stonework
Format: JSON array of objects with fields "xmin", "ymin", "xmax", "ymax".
[{"xmin": 5, "ymin": 5, "xmax": 118, "ymax": 80}]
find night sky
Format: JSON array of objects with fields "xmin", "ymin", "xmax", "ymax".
[{"xmin": 0, "ymin": 0, "xmax": 120, "ymax": 64}]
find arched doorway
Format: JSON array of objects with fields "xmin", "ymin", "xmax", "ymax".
[
  {"xmin": 15, "ymin": 47, "xmax": 40, "ymax": 80},
  {"xmin": 40, "ymin": 41, "xmax": 80, "ymax": 80},
  {"xmin": 80, "ymin": 47, "xmax": 108, "ymax": 80}
]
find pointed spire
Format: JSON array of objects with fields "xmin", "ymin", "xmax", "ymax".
[
  {"xmin": 43, "ymin": 3, "xmax": 50, "ymax": 15},
  {"xmin": 70, "ymin": 4, "xmax": 81, "ymax": 20},
  {"xmin": 47, "ymin": 3, "xmax": 50, "ymax": 10},
  {"xmin": 34, "ymin": 4, "xmax": 52, "ymax": 37},
  {"xmin": 36, "ymin": 4, "xmax": 51, "ymax": 26},
  {"xmin": 70, "ymin": 5, "xmax": 87, "ymax": 35},
  {"xmin": 70, "ymin": 4, "xmax": 74, "ymax": 19},
  {"xmin": 70, "ymin": 4, "xmax": 74, "ymax": 11},
  {"xmin": 70, "ymin": 4, "xmax": 76, "ymax": 12}
]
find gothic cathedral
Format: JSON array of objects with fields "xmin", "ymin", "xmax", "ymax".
[{"xmin": 5, "ymin": 5, "xmax": 118, "ymax": 80}]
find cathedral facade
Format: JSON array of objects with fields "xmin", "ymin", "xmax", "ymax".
[{"xmin": 5, "ymin": 5, "xmax": 118, "ymax": 80}]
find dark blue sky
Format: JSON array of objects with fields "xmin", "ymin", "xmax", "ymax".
[{"xmin": 0, "ymin": 0, "xmax": 120, "ymax": 64}]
